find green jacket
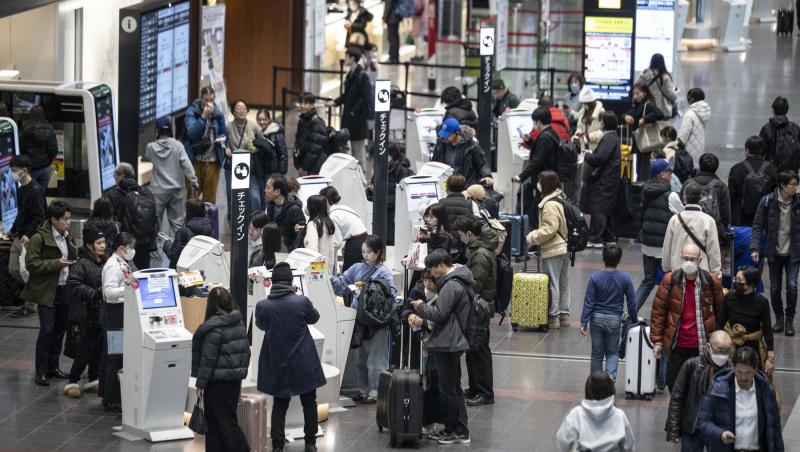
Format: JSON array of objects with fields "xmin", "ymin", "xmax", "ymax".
[
  {"xmin": 492, "ymin": 90, "xmax": 521, "ymax": 118},
  {"xmin": 21, "ymin": 221, "xmax": 78, "ymax": 307},
  {"xmin": 466, "ymin": 224, "xmax": 498, "ymax": 304}
]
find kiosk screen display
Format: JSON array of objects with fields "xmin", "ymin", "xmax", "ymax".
[
  {"xmin": 583, "ymin": 16, "xmax": 634, "ymax": 101},
  {"xmin": 138, "ymin": 275, "xmax": 179, "ymax": 309},
  {"xmin": 635, "ymin": 0, "xmax": 674, "ymax": 73},
  {"xmin": 406, "ymin": 182, "xmax": 438, "ymax": 222},
  {"xmin": 505, "ymin": 114, "xmax": 533, "ymax": 155},
  {"xmin": 298, "ymin": 182, "xmax": 329, "ymax": 206},
  {"xmin": 138, "ymin": 1, "xmax": 191, "ymax": 126},
  {"xmin": 92, "ymin": 85, "xmax": 118, "ymax": 192},
  {"xmin": 0, "ymin": 121, "xmax": 17, "ymax": 232}
]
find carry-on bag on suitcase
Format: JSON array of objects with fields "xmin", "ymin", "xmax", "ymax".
[
  {"xmin": 376, "ymin": 327, "xmax": 423, "ymax": 448},
  {"xmin": 238, "ymin": 393, "xmax": 269, "ymax": 451},
  {"xmin": 624, "ymin": 321, "xmax": 657, "ymax": 400},
  {"xmin": 499, "ymin": 180, "xmax": 529, "ymax": 259},
  {"xmin": 510, "ymin": 249, "xmax": 550, "ymax": 331}
]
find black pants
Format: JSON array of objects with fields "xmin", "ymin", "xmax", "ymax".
[
  {"xmin": 589, "ymin": 212, "xmax": 616, "ymax": 243},
  {"xmin": 204, "ymin": 380, "xmax": 249, "ymax": 452},
  {"xmin": 387, "ymin": 20, "xmax": 400, "ymax": 62},
  {"xmin": 342, "ymin": 236, "xmax": 366, "ymax": 273},
  {"xmin": 466, "ymin": 325, "xmax": 494, "ymax": 399},
  {"xmin": 423, "ymin": 369, "xmax": 443, "ymax": 426},
  {"xmin": 667, "ymin": 346, "xmax": 699, "ymax": 392},
  {"xmin": 35, "ymin": 286, "xmax": 69, "ymax": 375},
  {"xmin": 271, "ymin": 390, "xmax": 317, "ymax": 449},
  {"xmin": 431, "ymin": 351, "xmax": 468, "ymax": 435},
  {"xmin": 68, "ymin": 322, "xmax": 104, "ymax": 384},
  {"xmin": 133, "ymin": 244, "xmax": 150, "ymax": 270}
]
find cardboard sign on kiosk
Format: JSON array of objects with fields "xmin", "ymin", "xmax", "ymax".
[
  {"xmin": 176, "ymin": 235, "xmax": 230, "ymax": 287},
  {"xmin": 496, "ymin": 106, "xmax": 534, "ymax": 212},
  {"xmin": 406, "ymin": 107, "xmax": 445, "ymax": 168},
  {"xmin": 319, "ymin": 153, "xmax": 373, "ymax": 233},
  {"xmin": 392, "ymin": 175, "xmax": 442, "ymax": 272},
  {"xmin": 117, "ymin": 269, "xmax": 194, "ymax": 442},
  {"xmin": 0, "ymin": 117, "xmax": 20, "ymax": 234}
]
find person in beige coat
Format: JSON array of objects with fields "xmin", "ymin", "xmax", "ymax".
[
  {"xmin": 571, "ymin": 87, "xmax": 605, "ymax": 205},
  {"xmin": 662, "ymin": 182, "xmax": 722, "ymax": 277},
  {"xmin": 303, "ymin": 195, "xmax": 337, "ymax": 273},
  {"xmin": 527, "ymin": 171, "xmax": 570, "ymax": 329}
]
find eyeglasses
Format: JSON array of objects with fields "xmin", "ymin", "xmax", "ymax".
[{"xmin": 681, "ymin": 256, "xmax": 700, "ymax": 263}]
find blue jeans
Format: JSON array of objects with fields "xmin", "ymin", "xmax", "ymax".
[
  {"xmin": 589, "ymin": 312, "xmax": 622, "ymax": 381},
  {"xmin": 635, "ymin": 255, "xmax": 662, "ymax": 311},
  {"xmin": 30, "ymin": 166, "xmax": 51, "ymax": 192},
  {"xmin": 768, "ymin": 255, "xmax": 800, "ymax": 318},
  {"xmin": 680, "ymin": 431, "xmax": 704, "ymax": 451},
  {"xmin": 354, "ymin": 327, "xmax": 390, "ymax": 397},
  {"xmin": 35, "ymin": 286, "xmax": 70, "ymax": 375}
]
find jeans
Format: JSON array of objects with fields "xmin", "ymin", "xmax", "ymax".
[
  {"xmin": 189, "ymin": 161, "xmax": 220, "ymax": 204},
  {"xmin": 30, "ymin": 166, "xmax": 51, "ymax": 192},
  {"xmin": 767, "ymin": 255, "xmax": 800, "ymax": 319},
  {"xmin": 431, "ymin": 350, "xmax": 469, "ymax": 435},
  {"xmin": 680, "ymin": 431, "xmax": 704, "ymax": 451},
  {"xmin": 153, "ymin": 190, "xmax": 186, "ymax": 238},
  {"xmin": 271, "ymin": 390, "xmax": 317, "ymax": 449},
  {"xmin": 588, "ymin": 212, "xmax": 616, "ymax": 243},
  {"xmin": 589, "ymin": 312, "xmax": 622, "ymax": 381},
  {"xmin": 35, "ymin": 286, "xmax": 70, "ymax": 375},
  {"xmin": 204, "ymin": 380, "xmax": 250, "ymax": 452},
  {"xmin": 466, "ymin": 322, "xmax": 494, "ymax": 399},
  {"xmin": 354, "ymin": 327, "xmax": 390, "ymax": 397},
  {"xmin": 541, "ymin": 253, "xmax": 570, "ymax": 317},
  {"xmin": 68, "ymin": 322, "xmax": 103, "ymax": 384},
  {"xmin": 635, "ymin": 255, "xmax": 662, "ymax": 311},
  {"xmin": 250, "ymin": 177, "xmax": 264, "ymax": 211}
]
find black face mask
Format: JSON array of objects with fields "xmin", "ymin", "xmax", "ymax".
[{"xmin": 733, "ymin": 282, "xmax": 746, "ymax": 295}]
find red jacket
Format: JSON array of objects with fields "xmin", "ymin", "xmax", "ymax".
[{"xmin": 522, "ymin": 107, "xmax": 570, "ymax": 149}]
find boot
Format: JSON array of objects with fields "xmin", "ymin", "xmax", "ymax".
[
  {"xmin": 773, "ymin": 315, "xmax": 785, "ymax": 333},
  {"xmin": 63, "ymin": 383, "xmax": 81, "ymax": 398},
  {"xmin": 548, "ymin": 316, "xmax": 561, "ymax": 329},
  {"xmin": 559, "ymin": 313, "xmax": 570, "ymax": 327},
  {"xmin": 786, "ymin": 317, "xmax": 795, "ymax": 337}
]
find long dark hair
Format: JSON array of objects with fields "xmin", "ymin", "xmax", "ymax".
[
  {"xmin": 424, "ymin": 203, "xmax": 449, "ymax": 234},
  {"xmin": 633, "ymin": 81, "xmax": 655, "ymax": 103},
  {"xmin": 307, "ymin": 195, "xmax": 335, "ymax": 237},
  {"xmin": 261, "ymin": 222, "xmax": 282, "ymax": 269},
  {"xmin": 648, "ymin": 53, "xmax": 671, "ymax": 79},
  {"xmin": 90, "ymin": 197, "xmax": 114, "ymax": 222},
  {"xmin": 204, "ymin": 287, "xmax": 238, "ymax": 321}
]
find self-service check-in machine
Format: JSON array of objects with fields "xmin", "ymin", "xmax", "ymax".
[
  {"xmin": 392, "ymin": 175, "xmax": 441, "ymax": 272},
  {"xmin": 296, "ymin": 175, "xmax": 332, "ymax": 209},
  {"xmin": 176, "ymin": 236, "xmax": 230, "ymax": 287},
  {"xmin": 406, "ymin": 108, "xmax": 445, "ymax": 169},
  {"xmin": 496, "ymin": 107, "xmax": 534, "ymax": 213},
  {"xmin": 0, "ymin": 117, "xmax": 20, "ymax": 235},
  {"xmin": 319, "ymin": 153, "xmax": 373, "ymax": 233},
  {"xmin": 117, "ymin": 269, "xmax": 194, "ymax": 442},
  {"xmin": 416, "ymin": 161, "xmax": 452, "ymax": 199}
]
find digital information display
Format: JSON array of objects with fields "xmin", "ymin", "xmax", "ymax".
[
  {"xmin": 635, "ymin": 0, "xmax": 675, "ymax": 73},
  {"xmin": 138, "ymin": 1, "xmax": 191, "ymax": 126},
  {"xmin": 92, "ymin": 85, "xmax": 118, "ymax": 192},
  {"xmin": 138, "ymin": 275, "xmax": 179, "ymax": 310},
  {"xmin": 583, "ymin": 16, "xmax": 634, "ymax": 101},
  {"xmin": 0, "ymin": 120, "xmax": 18, "ymax": 232}
]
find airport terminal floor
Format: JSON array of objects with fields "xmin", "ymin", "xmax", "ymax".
[{"xmin": 1, "ymin": 24, "xmax": 800, "ymax": 452}]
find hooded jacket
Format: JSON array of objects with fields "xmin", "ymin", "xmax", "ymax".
[
  {"xmin": 253, "ymin": 122, "xmax": 288, "ymax": 177},
  {"xmin": 678, "ymin": 100, "xmax": 712, "ymax": 160},
  {"xmin": 637, "ymin": 69, "xmax": 678, "ymax": 118},
  {"xmin": 191, "ymin": 310, "xmax": 250, "ymax": 390},
  {"xmin": 527, "ymin": 188, "xmax": 568, "ymax": 259},
  {"xmin": 639, "ymin": 179, "xmax": 673, "ymax": 247},
  {"xmin": 164, "ymin": 217, "xmax": 213, "ymax": 268},
  {"xmin": 10, "ymin": 179, "xmax": 46, "ymax": 240},
  {"xmin": 265, "ymin": 195, "xmax": 307, "ymax": 251},
  {"xmin": 145, "ymin": 137, "xmax": 198, "ymax": 194},
  {"xmin": 444, "ymin": 98, "xmax": 478, "ymax": 129},
  {"xmin": 183, "ymin": 98, "xmax": 228, "ymax": 164},
  {"xmin": 666, "ymin": 353, "xmax": 729, "ymax": 440},
  {"xmin": 466, "ymin": 224, "xmax": 499, "ymax": 304},
  {"xmin": 583, "ymin": 131, "xmax": 621, "ymax": 215},
  {"xmin": 431, "ymin": 134, "xmax": 491, "ymax": 187},
  {"xmin": 294, "ymin": 108, "xmax": 329, "ymax": 175},
  {"xmin": 751, "ymin": 190, "xmax": 800, "ymax": 262},
  {"xmin": 21, "ymin": 221, "xmax": 78, "ymax": 307},
  {"xmin": 556, "ymin": 396, "xmax": 635, "ymax": 452},
  {"xmin": 415, "ymin": 266, "xmax": 472, "ymax": 352},
  {"xmin": 575, "ymin": 101, "xmax": 606, "ymax": 152},
  {"xmin": 104, "ymin": 178, "xmax": 140, "ymax": 223},
  {"xmin": 20, "ymin": 122, "xmax": 58, "ymax": 170},
  {"xmin": 683, "ymin": 171, "xmax": 732, "ymax": 227},
  {"xmin": 66, "ymin": 248, "xmax": 105, "ymax": 325},
  {"xmin": 759, "ymin": 115, "xmax": 800, "ymax": 172}
]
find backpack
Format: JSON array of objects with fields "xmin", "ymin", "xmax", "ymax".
[
  {"xmin": 741, "ymin": 161, "xmax": 772, "ymax": 217},
  {"xmin": 697, "ymin": 179, "xmax": 723, "ymax": 224},
  {"xmin": 673, "ymin": 148, "xmax": 694, "ymax": 182},
  {"xmin": 543, "ymin": 133, "xmax": 579, "ymax": 182},
  {"xmin": 479, "ymin": 209, "xmax": 507, "ymax": 255},
  {"xmin": 774, "ymin": 126, "xmax": 800, "ymax": 172},
  {"xmin": 453, "ymin": 280, "xmax": 491, "ymax": 351},
  {"xmin": 355, "ymin": 268, "xmax": 397, "ymax": 327},
  {"xmin": 396, "ymin": 0, "xmax": 416, "ymax": 18},
  {"xmin": 553, "ymin": 195, "xmax": 589, "ymax": 265},
  {"xmin": 494, "ymin": 254, "xmax": 513, "ymax": 322},
  {"xmin": 121, "ymin": 190, "xmax": 158, "ymax": 243}
]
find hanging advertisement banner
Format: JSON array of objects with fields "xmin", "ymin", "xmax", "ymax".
[
  {"xmin": 495, "ymin": 0, "xmax": 508, "ymax": 70},
  {"xmin": 315, "ymin": 0, "xmax": 326, "ymax": 56},
  {"xmin": 428, "ymin": 0, "xmax": 437, "ymax": 59},
  {"xmin": 201, "ymin": 5, "xmax": 228, "ymax": 115}
]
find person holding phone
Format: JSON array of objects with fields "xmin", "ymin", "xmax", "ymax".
[{"xmin": 183, "ymin": 86, "xmax": 228, "ymax": 204}]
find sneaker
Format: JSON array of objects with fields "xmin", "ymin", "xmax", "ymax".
[
  {"xmin": 361, "ymin": 396, "xmax": 377, "ymax": 404},
  {"xmin": 64, "ymin": 383, "xmax": 81, "ymax": 398},
  {"xmin": 84, "ymin": 380, "xmax": 99, "ymax": 393},
  {"xmin": 11, "ymin": 307, "xmax": 36, "ymax": 318},
  {"xmin": 559, "ymin": 313, "xmax": 570, "ymax": 326},
  {"xmin": 466, "ymin": 394, "xmax": 495, "ymax": 406},
  {"xmin": 586, "ymin": 242, "xmax": 603, "ymax": 249},
  {"xmin": 427, "ymin": 430, "xmax": 448, "ymax": 441},
  {"xmin": 438, "ymin": 431, "xmax": 471, "ymax": 445},
  {"xmin": 548, "ymin": 316, "xmax": 561, "ymax": 329}
]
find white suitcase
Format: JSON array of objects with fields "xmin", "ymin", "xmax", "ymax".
[{"xmin": 624, "ymin": 324, "xmax": 657, "ymax": 400}]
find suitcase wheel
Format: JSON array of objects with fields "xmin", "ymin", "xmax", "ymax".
[
  {"xmin": 511, "ymin": 323, "xmax": 519, "ymax": 332},
  {"xmin": 645, "ymin": 394, "xmax": 653, "ymax": 401},
  {"xmin": 625, "ymin": 392, "xmax": 632, "ymax": 400}
]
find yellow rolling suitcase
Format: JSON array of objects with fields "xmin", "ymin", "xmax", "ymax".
[{"xmin": 510, "ymin": 254, "xmax": 550, "ymax": 331}]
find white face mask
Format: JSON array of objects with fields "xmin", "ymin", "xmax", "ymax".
[
  {"xmin": 681, "ymin": 260, "xmax": 698, "ymax": 275},
  {"xmin": 11, "ymin": 171, "xmax": 21, "ymax": 183},
  {"xmin": 711, "ymin": 354, "xmax": 728, "ymax": 367},
  {"xmin": 124, "ymin": 249, "xmax": 136, "ymax": 261},
  {"xmin": 536, "ymin": 182, "xmax": 543, "ymax": 193}
]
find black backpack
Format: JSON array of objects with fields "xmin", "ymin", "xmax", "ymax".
[
  {"xmin": 741, "ymin": 161, "xmax": 772, "ymax": 217},
  {"xmin": 453, "ymin": 280, "xmax": 491, "ymax": 351},
  {"xmin": 673, "ymin": 148, "xmax": 694, "ymax": 182},
  {"xmin": 553, "ymin": 195, "xmax": 589, "ymax": 265},
  {"xmin": 774, "ymin": 126, "xmax": 800, "ymax": 173},
  {"xmin": 543, "ymin": 133, "xmax": 579, "ymax": 182},
  {"xmin": 121, "ymin": 190, "xmax": 158, "ymax": 243},
  {"xmin": 355, "ymin": 270, "xmax": 397, "ymax": 327}
]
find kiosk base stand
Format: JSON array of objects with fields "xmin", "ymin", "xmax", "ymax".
[{"xmin": 113, "ymin": 425, "xmax": 194, "ymax": 442}]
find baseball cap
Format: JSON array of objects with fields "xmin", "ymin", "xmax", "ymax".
[
  {"xmin": 438, "ymin": 117, "xmax": 461, "ymax": 139},
  {"xmin": 650, "ymin": 158, "xmax": 674, "ymax": 177},
  {"xmin": 156, "ymin": 117, "xmax": 171, "ymax": 133}
]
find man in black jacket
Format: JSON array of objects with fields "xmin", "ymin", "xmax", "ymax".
[
  {"xmin": 264, "ymin": 174, "xmax": 306, "ymax": 251},
  {"xmin": 330, "ymin": 48, "xmax": 372, "ymax": 165},
  {"xmin": 728, "ymin": 136, "xmax": 778, "ymax": 226},
  {"xmin": 294, "ymin": 93, "xmax": 329, "ymax": 176},
  {"xmin": 431, "ymin": 118, "xmax": 494, "ymax": 187},
  {"xmin": 512, "ymin": 107, "xmax": 560, "ymax": 220},
  {"xmin": 441, "ymin": 87, "xmax": 478, "ymax": 129},
  {"xmin": 103, "ymin": 162, "xmax": 138, "ymax": 221},
  {"xmin": 760, "ymin": 96, "xmax": 800, "ymax": 172},
  {"xmin": 682, "ymin": 153, "xmax": 731, "ymax": 229},
  {"xmin": 665, "ymin": 330, "xmax": 732, "ymax": 448}
]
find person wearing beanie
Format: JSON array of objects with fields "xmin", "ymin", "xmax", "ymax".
[
  {"xmin": 256, "ymin": 262, "xmax": 325, "ymax": 452},
  {"xmin": 570, "ymin": 86, "xmax": 606, "ymax": 204},
  {"xmin": 491, "ymin": 78, "xmax": 520, "ymax": 119},
  {"xmin": 64, "ymin": 224, "xmax": 107, "ymax": 398}
]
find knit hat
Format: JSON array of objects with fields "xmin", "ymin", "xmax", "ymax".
[
  {"xmin": 466, "ymin": 184, "xmax": 486, "ymax": 201},
  {"xmin": 271, "ymin": 262, "xmax": 293, "ymax": 284},
  {"xmin": 578, "ymin": 85, "xmax": 597, "ymax": 103},
  {"xmin": 491, "ymin": 79, "xmax": 506, "ymax": 90},
  {"xmin": 82, "ymin": 224, "xmax": 105, "ymax": 246}
]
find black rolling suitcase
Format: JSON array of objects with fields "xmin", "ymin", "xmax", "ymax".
[
  {"xmin": 778, "ymin": 7, "xmax": 794, "ymax": 35},
  {"xmin": 376, "ymin": 327, "xmax": 423, "ymax": 448}
]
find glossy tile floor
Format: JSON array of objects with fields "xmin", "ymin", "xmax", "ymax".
[{"xmin": 2, "ymin": 23, "xmax": 800, "ymax": 452}]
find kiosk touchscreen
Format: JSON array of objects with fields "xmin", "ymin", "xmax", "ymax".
[
  {"xmin": 319, "ymin": 153, "xmax": 373, "ymax": 233},
  {"xmin": 297, "ymin": 175, "xmax": 332, "ymax": 208},
  {"xmin": 118, "ymin": 269, "xmax": 193, "ymax": 442},
  {"xmin": 416, "ymin": 161, "xmax": 453, "ymax": 199},
  {"xmin": 0, "ymin": 118, "xmax": 20, "ymax": 235},
  {"xmin": 406, "ymin": 108, "xmax": 445, "ymax": 167},
  {"xmin": 496, "ymin": 107, "xmax": 534, "ymax": 212},
  {"xmin": 176, "ymin": 236, "xmax": 230, "ymax": 287},
  {"xmin": 392, "ymin": 176, "xmax": 440, "ymax": 271}
]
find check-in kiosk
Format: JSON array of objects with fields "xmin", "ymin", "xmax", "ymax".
[
  {"xmin": 176, "ymin": 236, "xmax": 230, "ymax": 287},
  {"xmin": 319, "ymin": 153, "xmax": 373, "ymax": 233},
  {"xmin": 296, "ymin": 175, "xmax": 332, "ymax": 209},
  {"xmin": 392, "ymin": 175, "xmax": 441, "ymax": 272},
  {"xmin": 406, "ymin": 108, "xmax": 445, "ymax": 168},
  {"xmin": 118, "ymin": 269, "xmax": 194, "ymax": 442},
  {"xmin": 0, "ymin": 117, "xmax": 20, "ymax": 235},
  {"xmin": 416, "ymin": 161, "xmax": 453, "ymax": 199},
  {"xmin": 0, "ymin": 81, "xmax": 120, "ymax": 212},
  {"xmin": 496, "ymin": 107, "xmax": 534, "ymax": 212}
]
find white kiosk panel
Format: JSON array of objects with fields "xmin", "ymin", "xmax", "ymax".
[
  {"xmin": 392, "ymin": 175, "xmax": 441, "ymax": 272},
  {"xmin": 319, "ymin": 153, "xmax": 373, "ymax": 233},
  {"xmin": 496, "ymin": 108, "xmax": 534, "ymax": 212},
  {"xmin": 297, "ymin": 175, "xmax": 332, "ymax": 208},
  {"xmin": 406, "ymin": 108, "xmax": 444, "ymax": 167},
  {"xmin": 176, "ymin": 235, "xmax": 230, "ymax": 287}
]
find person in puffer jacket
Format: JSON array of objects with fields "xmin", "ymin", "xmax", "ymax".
[
  {"xmin": 556, "ymin": 371, "xmax": 635, "ymax": 451},
  {"xmin": 163, "ymin": 199, "xmax": 212, "ymax": 268},
  {"xmin": 678, "ymin": 88, "xmax": 712, "ymax": 160},
  {"xmin": 294, "ymin": 93, "xmax": 329, "ymax": 176},
  {"xmin": 191, "ymin": 287, "xmax": 250, "ymax": 452},
  {"xmin": 19, "ymin": 105, "xmax": 58, "ymax": 190},
  {"xmin": 759, "ymin": 96, "xmax": 800, "ymax": 172}
]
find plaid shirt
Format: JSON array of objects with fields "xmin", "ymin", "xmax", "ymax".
[{"xmin": 678, "ymin": 275, "xmax": 708, "ymax": 352}]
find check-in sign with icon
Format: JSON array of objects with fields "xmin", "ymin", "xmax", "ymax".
[{"xmin": 480, "ymin": 28, "xmax": 495, "ymax": 56}]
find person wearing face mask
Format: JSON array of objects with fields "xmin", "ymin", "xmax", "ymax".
[
  {"xmin": 293, "ymin": 93, "xmax": 329, "ymax": 176},
  {"xmin": 697, "ymin": 346, "xmax": 784, "ymax": 452},
  {"xmin": 564, "ymin": 72, "xmax": 585, "ymax": 120},
  {"xmin": 581, "ymin": 111, "xmax": 622, "ymax": 248},
  {"xmin": 227, "ymin": 99, "xmax": 262, "ymax": 211},
  {"xmin": 571, "ymin": 86, "xmax": 605, "ymax": 204},
  {"xmin": 367, "ymin": 143, "xmax": 414, "ymax": 245},
  {"xmin": 662, "ymin": 182, "xmax": 722, "ymax": 277},
  {"xmin": 665, "ymin": 330, "xmax": 733, "ymax": 450},
  {"xmin": 651, "ymin": 243, "xmax": 725, "ymax": 391},
  {"xmin": 513, "ymin": 107, "xmax": 560, "ymax": 222},
  {"xmin": 624, "ymin": 81, "xmax": 667, "ymax": 182}
]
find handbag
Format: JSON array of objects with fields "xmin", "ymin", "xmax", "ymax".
[
  {"xmin": 188, "ymin": 399, "xmax": 207, "ymax": 434},
  {"xmin": 63, "ymin": 325, "xmax": 82, "ymax": 360},
  {"xmin": 406, "ymin": 242, "xmax": 428, "ymax": 271},
  {"xmin": 616, "ymin": 180, "xmax": 635, "ymax": 219},
  {"xmin": 633, "ymin": 102, "xmax": 666, "ymax": 153}
]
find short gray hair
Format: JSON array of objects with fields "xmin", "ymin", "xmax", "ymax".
[{"xmin": 114, "ymin": 162, "xmax": 135, "ymax": 179}]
